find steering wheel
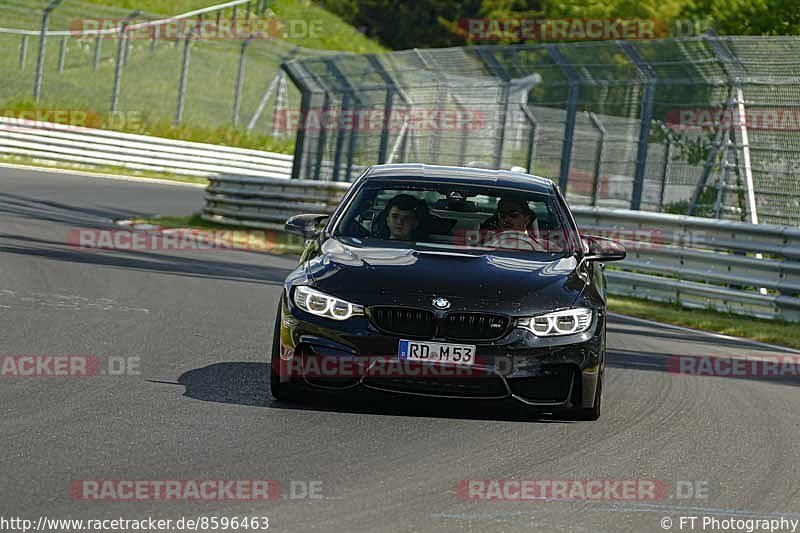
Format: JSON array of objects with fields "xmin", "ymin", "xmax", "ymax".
[{"xmin": 482, "ymin": 230, "xmax": 544, "ymax": 251}]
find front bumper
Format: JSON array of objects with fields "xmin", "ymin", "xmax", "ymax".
[{"xmin": 276, "ymin": 299, "xmax": 605, "ymax": 409}]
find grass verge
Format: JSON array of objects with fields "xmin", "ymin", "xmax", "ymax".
[{"xmin": 608, "ymin": 296, "xmax": 800, "ymax": 350}]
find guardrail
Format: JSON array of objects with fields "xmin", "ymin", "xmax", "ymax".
[
  {"xmin": 203, "ymin": 175, "xmax": 350, "ymax": 228},
  {"xmin": 0, "ymin": 118, "xmax": 293, "ymax": 178},
  {"xmin": 571, "ymin": 207, "xmax": 800, "ymax": 322},
  {"xmin": 202, "ymin": 179, "xmax": 800, "ymax": 322}
]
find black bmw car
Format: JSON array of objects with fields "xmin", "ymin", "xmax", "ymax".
[{"xmin": 271, "ymin": 164, "xmax": 625, "ymax": 420}]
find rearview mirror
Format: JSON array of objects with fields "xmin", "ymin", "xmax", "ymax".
[
  {"xmin": 582, "ymin": 235, "xmax": 626, "ymax": 262},
  {"xmin": 285, "ymin": 214, "xmax": 328, "ymax": 238}
]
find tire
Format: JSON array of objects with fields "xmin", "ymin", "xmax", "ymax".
[{"xmin": 270, "ymin": 299, "xmax": 299, "ymax": 402}]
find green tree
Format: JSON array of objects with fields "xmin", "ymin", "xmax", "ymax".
[
  {"xmin": 680, "ymin": 0, "xmax": 800, "ymax": 35},
  {"xmin": 321, "ymin": 0, "xmax": 484, "ymax": 49}
]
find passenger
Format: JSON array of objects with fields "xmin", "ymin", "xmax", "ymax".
[
  {"xmin": 374, "ymin": 194, "xmax": 428, "ymax": 241},
  {"xmin": 480, "ymin": 196, "xmax": 537, "ymax": 235}
]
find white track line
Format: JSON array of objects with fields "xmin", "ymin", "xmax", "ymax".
[{"xmin": 0, "ymin": 162, "xmax": 206, "ymax": 188}]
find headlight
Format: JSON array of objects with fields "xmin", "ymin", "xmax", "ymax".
[
  {"xmin": 293, "ymin": 286, "xmax": 364, "ymax": 321},
  {"xmin": 517, "ymin": 308, "xmax": 593, "ymax": 337}
]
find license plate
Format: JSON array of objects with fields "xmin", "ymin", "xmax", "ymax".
[{"xmin": 398, "ymin": 339, "xmax": 475, "ymax": 365}]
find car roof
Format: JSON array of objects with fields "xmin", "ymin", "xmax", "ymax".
[{"xmin": 362, "ymin": 164, "xmax": 556, "ymax": 194}]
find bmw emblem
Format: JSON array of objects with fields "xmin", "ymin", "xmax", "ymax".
[{"xmin": 432, "ymin": 297, "xmax": 451, "ymax": 310}]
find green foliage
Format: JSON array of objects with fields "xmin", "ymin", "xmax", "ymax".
[
  {"xmin": 323, "ymin": 0, "xmax": 796, "ymax": 49},
  {"xmin": 680, "ymin": 0, "xmax": 800, "ymax": 36},
  {"xmin": 650, "ymin": 123, "xmax": 716, "ymax": 166},
  {"xmin": 541, "ymin": 0, "xmax": 684, "ymax": 20},
  {"xmin": 663, "ymin": 186, "xmax": 717, "ymax": 215},
  {"xmin": 322, "ymin": 0, "xmax": 483, "ymax": 49}
]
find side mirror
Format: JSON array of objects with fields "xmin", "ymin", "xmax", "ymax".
[
  {"xmin": 582, "ymin": 235, "xmax": 626, "ymax": 262},
  {"xmin": 285, "ymin": 214, "xmax": 328, "ymax": 239}
]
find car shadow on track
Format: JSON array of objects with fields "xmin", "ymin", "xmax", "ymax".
[{"xmin": 171, "ymin": 362, "xmax": 575, "ymax": 423}]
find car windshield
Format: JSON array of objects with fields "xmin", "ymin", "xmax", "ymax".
[{"xmin": 332, "ymin": 180, "xmax": 579, "ymax": 257}]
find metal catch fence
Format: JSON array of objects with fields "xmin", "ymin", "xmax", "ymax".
[
  {"xmin": 0, "ymin": 0, "xmax": 325, "ymax": 138},
  {"xmin": 282, "ymin": 36, "xmax": 800, "ymax": 227}
]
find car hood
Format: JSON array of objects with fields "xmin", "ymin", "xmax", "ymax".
[{"xmin": 304, "ymin": 238, "xmax": 585, "ymax": 315}]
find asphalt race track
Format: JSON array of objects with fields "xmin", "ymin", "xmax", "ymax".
[{"xmin": 1, "ymin": 166, "xmax": 799, "ymax": 533}]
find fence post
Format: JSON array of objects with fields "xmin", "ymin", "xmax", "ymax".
[
  {"xmin": 19, "ymin": 35, "xmax": 28, "ymax": 70},
  {"xmin": 477, "ymin": 48, "xmax": 512, "ymax": 169},
  {"xmin": 325, "ymin": 59, "xmax": 363, "ymax": 181},
  {"xmin": 345, "ymin": 102, "xmax": 358, "ymax": 180},
  {"xmin": 57, "ymin": 35, "xmax": 67, "ymax": 74},
  {"xmin": 519, "ymin": 104, "xmax": 538, "ymax": 174},
  {"xmin": 150, "ymin": 23, "xmax": 158, "ymax": 52},
  {"xmin": 34, "ymin": 0, "xmax": 64, "ymax": 102},
  {"xmin": 111, "ymin": 13, "xmax": 140, "ymax": 113},
  {"xmin": 111, "ymin": 29, "xmax": 127, "ymax": 112},
  {"xmin": 123, "ymin": 30, "xmax": 133, "ymax": 66},
  {"xmin": 282, "ymin": 61, "xmax": 310, "ymax": 180},
  {"xmin": 366, "ymin": 54, "xmax": 409, "ymax": 165},
  {"xmin": 93, "ymin": 35, "xmax": 102, "ymax": 71},
  {"xmin": 659, "ymin": 136, "xmax": 672, "ymax": 211},
  {"xmin": 330, "ymin": 93, "xmax": 349, "ymax": 182},
  {"xmin": 232, "ymin": 38, "xmax": 253, "ymax": 127},
  {"xmin": 588, "ymin": 111, "xmax": 606, "ymax": 207},
  {"xmin": 619, "ymin": 42, "xmax": 657, "ymax": 211},
  {"xmin": 175, "ymin": 30, "xmax": 194, "ymax": 125},
  {"xmin": 452, "ymin": 95, "xmax": 470, "ymax": 166},
  {"xmin": 547, "ymin": 45, "xmax": 580, "ymax": 191},
  {"xmin": 315, "ymin": 92, "xmax": 330, "ymax": 180}
]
